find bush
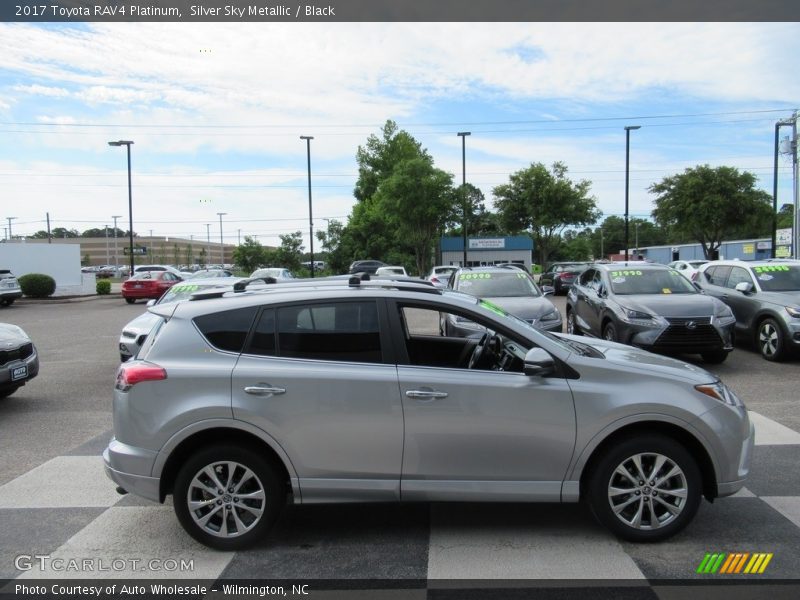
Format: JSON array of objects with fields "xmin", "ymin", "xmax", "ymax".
[
  {"xmin": 18, "ymin": 273, "xmax": 57, "ymax": 298},
  {"xmin": 96, "ymin": 279, "xmax": 111, "ymax": 295}
]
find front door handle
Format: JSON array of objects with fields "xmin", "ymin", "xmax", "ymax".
[
  {"xmin": 244, "ymin": 385, "xmax": 286, "ymax": 396},
  {"xmin": 406, "ymin": 389, "xmax": 448, "ymax": 400}
]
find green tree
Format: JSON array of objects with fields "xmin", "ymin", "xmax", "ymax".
[
  {"xmin": 375, "ymin": 157, "xmax": 455, "ymax": 275},
  {"xmin": 777, "ymin": 203, "xmax": 794, "ymax": 229},
  {"xmin": 52, "ymin": 227, "xmax": 80, "ymax": 238},
  {"xmin": 316, "ymin": 219, "xmax": 350, "ymax": 274},
  {"xmin": 274, "ymin": 232, "xmax": 304, "ymax": 271},
  {"xmin": 650, "ymin": 165, "xmax": 773, "ymax": 259},
  {"xmin": 493, "ymin": 162, "xmax": 600, "ymax": 267},
  {"xmin": 232, "ymin": 236, "xmax": 265, "ymax": 274}
]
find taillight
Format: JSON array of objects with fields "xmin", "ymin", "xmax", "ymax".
[
  {"xmin": 116, "ymin": 362, "xmax": 167, "ymax": 391},
  {"xmin": 431, "ymin": 276, "xmax": 440, "ymax": 284}
]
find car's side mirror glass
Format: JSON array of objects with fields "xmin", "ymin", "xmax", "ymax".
[
  {"xmin": 735, "ymin": 281, "xmax": 754, "ymax": 294},
  {"xmin": 523, "ymin": 348, "xmax": 556, "ymax": 377},
  {"xmin": 541, "ymin": 285, "xmax": 555, "ymax": 296}
]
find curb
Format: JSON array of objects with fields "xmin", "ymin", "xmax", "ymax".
[{"xmin": 15, "ymin": 293, "xmax": 124, "ymax": 305}]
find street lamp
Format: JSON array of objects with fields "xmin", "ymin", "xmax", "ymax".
[
  {"xmin": 205, "ymin": 224, "xmax": 211, "ymax": 267},
  {"xmin": 108, "ymin": 140, "xmax": 135, "ymax": 276},
  {"xmin": 5, "ymin": 217, "xmax": 16, "ymax": 241},
  {"xmin": 624, "ymin": 126, "xmax": 641, "ymax": 262},
  {"xmin": 112, "ymin": 215, "xmax": 122, "ymax": 273},
  {"xmin": 300, "ymin": 136, "xmax": 315, "ymax": 277},
  {"xmin": 457, "ymin": 132, "xmax": 471, "ymax": 267},
  {"xmin": 217, "ymin": 212, "xmax": 227, "ymax": 265}
]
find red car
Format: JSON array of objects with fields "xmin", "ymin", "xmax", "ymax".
[{"xmin": 121, "ymin": 271, "xmax": 183, "ymax": 304}]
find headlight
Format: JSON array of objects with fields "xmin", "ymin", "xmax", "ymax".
[
  {"xmin": 695, "ymin": 381, "xmax": 744, "ymax": 407},
  {"xmin": 713, "ymin": 302, "xmax": 736, "ymax": 324},
  {"xmin": 449, "ymin": 314, "xmax": 485, "ymax": 331},
  {"xmin": 785, "ymin": 306, "xmax": 800, "ymax": 319},
  {"xmin": 540, "ymin": 309, "xmax": 561, "ymax": 322},
  {"xmin": 619, "ymin": 306, "xmax": 661, "ymax": 326}
]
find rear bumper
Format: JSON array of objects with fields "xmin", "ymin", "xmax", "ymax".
[{"xmin": 103, "ymin": 438, "xmax": 160, "ymax": 502}]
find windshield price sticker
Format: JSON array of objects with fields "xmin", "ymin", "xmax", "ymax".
[
  {"xmin": 171, "ymin": 284, "xmax": 200, "ymax": 293},
  {"xmin": 460, "ymin": 273, "xmax": 492, "ymax": 280},
  {"xmin": 753, "ymin": 265, "xmax": 789, "ymax": 273},
  {"xmin": 611, "ymin": 270, "xmax": 643, "ymax": 277}
]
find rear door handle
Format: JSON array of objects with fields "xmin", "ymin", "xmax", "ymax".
[
  {"xmin": 244, "ymin": 386, "xmax": 286, "ymax": 396},
  {"xmin": 406, "ymin": 389, "xmax": 448, "ymax": 400}
]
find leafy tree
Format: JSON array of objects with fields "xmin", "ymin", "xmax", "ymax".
[
  {"xmin": 316, "ymin": 219, "xmax": 350, "ymax": 274},
  {"xmin": 493, "ymin": 162, "xmax": 600, "ymax": 267},
  {"xmin": 29, "ymin": 230, "xmax": 50, "ymax": 239},
  {"xmin": 375, "ymin": 157, "xmax": 455, "ymax": 275},
  {"xmin": 447, "ymin": 184, "xmax": 504, "ymax": 237},
  {"xmin": 232, "ymin": 236, "xmax": 265, "ymax": 273},
  {"xmin": 274, "ymin": 232, "xmax": 304, "ymax": 271},
  {"xmin": 777, "ymin": 203, "xmax": 794, "ymax": 229},
  {"xmin": 52, "ymin": 227, "xmax": 80, "ymax": 238},
  {"xmin": 650, "ymin": 165, "xmax": 773, "ymax": 259}
]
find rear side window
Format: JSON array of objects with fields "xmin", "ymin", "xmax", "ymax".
[
  {"xmin": 194, "ymin": 306, "xmax": 258, "ymax": 353},
  {"xmin": 275, "ymin": 301, "xmax": 382, "ymax": 363}
]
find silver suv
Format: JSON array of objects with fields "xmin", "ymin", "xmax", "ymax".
[
  {"xmin": 104, "ymin": 278, "xmax": 754, "ymax": 550},
  {"xmin": 696, "ymin": 260, "xmax": 800, "ymax": 361}
]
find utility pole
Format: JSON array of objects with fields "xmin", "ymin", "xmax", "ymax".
[
  {"xmin": 206, "ymin": 224, "xmax": 211, "ymax": 267},
  {"xmin": 112, "ymin": 215, "xmax": 122, "ymax": 273},
  {"xmin": 791, "ymin": 112, "xmax": 799, "ymax": 260}
]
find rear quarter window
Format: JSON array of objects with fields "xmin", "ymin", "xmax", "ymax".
[{"xmin": 194, "ymin": 306, "xmax": 258, "ymax": 353}]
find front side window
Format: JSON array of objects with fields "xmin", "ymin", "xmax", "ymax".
[
  {"xmin": 726, "ymin": 267, "xmax": 754, "ymax": 290},
  {"xmin": 276, "ymin": 301, "xmax": 382, "ymax": 363}
]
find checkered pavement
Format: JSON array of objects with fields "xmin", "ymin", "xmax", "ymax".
[{"xmin": 2, "ymin": 411, "xmax": 800, "ymax": 593}]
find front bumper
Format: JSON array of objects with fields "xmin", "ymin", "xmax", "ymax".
[
  {"xmin": 625, "ymin": 318, "xmax": 734, "ymax": 355},
  {"xmin": 0, "ymin": 346, "xmax": 39, "ymax": 390}
]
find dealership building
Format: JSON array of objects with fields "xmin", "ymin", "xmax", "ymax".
[{"xmin": 439, "ymin": 236, "xmax": 533, "ymax": 268}]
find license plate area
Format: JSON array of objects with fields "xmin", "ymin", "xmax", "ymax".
[{"xmin": 11, "ymin": 364, "xmax": 28, "ymax": 381}]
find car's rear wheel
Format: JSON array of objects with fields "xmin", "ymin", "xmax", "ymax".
[
  {"xmin": 587, "ymin": 434, "xmax": 701, "ymax": 542},
  {"xmin": 125, "ymin": 298, "xmax": 136, "ymax": 304},
  {"xmin": 603, "ymin": 321, "xmax": 618, "ymax": 342},
  {"xmin": 173, "ymin": 445, "xmax": 285, "ymax": 550},
  {"xmin": 757, "ymin": 318, "xmax": 786, "ymax": 362},
  {"xmin": 1, "ymin": 298, "xmax": 14, "ymax": 306},
  {"xmin": 701, "ymin": 350, "xmax": 728, "ymax": 364}
]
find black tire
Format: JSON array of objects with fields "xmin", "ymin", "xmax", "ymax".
[
  {"xmin": 756, "ymin": 318, "xmax": 787, "ymax": 362},
  {"xmin": 173, "ymin": 445, "xmax": 285, "ymax": 550},
  {"xmin": 701, "ymin": 350, "xmax": 728, "ymax": 364},
  {"xmin": 125, "ymin": 298, "xmax": 136, "ymax": 304},
  {"xmin": 1, "ymin": 298, "xmax": 14, "ymax": 306},
  {"xmin": 603, "ymin": 321, "xmax": 618, "ymax": 343},
  {"xmin": 554, "ymin": 280, "xmax": 562, "ymax": 295},
  {"xmin": 586, "ymin": 434, "xmax": 702, "ymax": 542},
  {"xmin": 566, "ymin": 310, "xmax": 581, "ymax": 336},
  {"xmin": 0, "ymin": 386, "xmax": 21, "ymax": 399}
]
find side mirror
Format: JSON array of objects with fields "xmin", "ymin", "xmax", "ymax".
[
  {"xmin": 146, "ymin": 299, "xmax": 156, "ymax": 307},
  {"xmin": 523, "ymin": 347, "xmax": 556, "ymax": 377},
  {"xmin": 541, "ymin": 285, "xmax": 555, "ymax": 296},
  {"xmin": 735, "ymin": 281, "xmax": 754, "ymax": 294},
  {"xmin": 597, "ymin": 285, "xmax": 608, "ymax": 298}
]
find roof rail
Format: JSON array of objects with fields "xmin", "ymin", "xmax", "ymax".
[{"xmin": 232, "ymin": 276, "xmax": 278, "ymax": 292}]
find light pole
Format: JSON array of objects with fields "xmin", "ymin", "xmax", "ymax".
[
  {"xmin": 634, "ymin": 221, "xmax": 640, "ymax": 258},
  {"xmin": 104, "ymin": 225, "xmax": 109, "ymax": 265},
  {"xmin": 773, "ymin": 120, "xmax": 794, "ymax": 258},
  {"xmin": 457, "ymin": 132, "xmax": 471, "ymax": 267},
  {"xmin": 217, "ymin": 212, "xmax": 226, "ymax": 265},
  {"xmin": 624, "ymin": 126, "xmax": 640, "ymax": 262},
  {"xmin": 112, "ymin": 215, "xmax": 121, "ymax": 273},
  {"xmin": 5, "ymin": 217, "xmax": 16, "ymax": 241},
  {"xmin": 205, "ymin": 224, "xmax": 211, "ymax": 267},
  {"xmin": 108, "ymin": 140, "xmax": 135, "ymax": 276},
  {"xmin": 300, "ymin": 136, "xmax": 315, "ymax": 277}
]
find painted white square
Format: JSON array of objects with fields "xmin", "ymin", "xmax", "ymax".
[
  {"xmin": 0, "ymin": 456, "xmax": 121, "ymax": 509},
  {"xmin": 729, "ymin": 487, "xmax": 756, "ymax": 498},
  {"xmin": 762, "ymin": 497, "xmax": 800, "ymax": 529},
  {"xmin": 749, "ymin": 412, "xmax": 800, "ymax": 446},
  {"xmin": 17, "ymin": 506, "xmax": 233, "ymax": 579},
  {"xmin": 427, "ymin": 505, "xmax": 646, "ymax": 580}
]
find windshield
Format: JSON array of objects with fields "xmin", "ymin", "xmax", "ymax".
[
  {"xmin": 457, "ymin": 271, "xmax": 541, "ymax": 298},
  {"xmin": 752, "ymin": 265, "xmax": 800, "ymax": 292},
  {"xmin": 609, "ymin": 268, "xmax": 697, "ymax": 295}
]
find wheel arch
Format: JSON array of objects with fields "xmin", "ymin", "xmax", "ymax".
[
  {"xmin": 156, "ymin": 423, "xmax": 296, "ymax": 503},
  {"xmin": 577, "ymin": 421, "xmax": 718, "ymax": 502}
]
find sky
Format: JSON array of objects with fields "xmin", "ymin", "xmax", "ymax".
[{"xmin": 0, "ymin": 21, "xmax": 798, "ymax": 249}]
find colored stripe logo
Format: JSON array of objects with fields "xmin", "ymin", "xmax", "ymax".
[{"xmin": 697, "ymin": 552, "xmax": 773, "ymax": 574}]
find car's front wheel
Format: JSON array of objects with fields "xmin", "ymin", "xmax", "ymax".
[
  {"xmin": 125, "ymin": 298, "xmax": 136, "ymax": 304},
  {"xmin": 586, "ymin": 434, "xmax": 702, "ymax": 542},
  {"xmin": 603, "ymin": 321, "xmax": 618, "ymax": 342},
  {"xmin": 701, "ymin": 350, "xmax": 728, "ymax": 364},
  {"xmin": 757, "ymin": 318, "xmax": 787, "ymax": 362},
  {"xmin": 566, "ymin": 310, "xmax": 580, "ymax": 335},
  {"xmin": 173, "ymin": 445, "xmax": 285, "ymax": 550}
]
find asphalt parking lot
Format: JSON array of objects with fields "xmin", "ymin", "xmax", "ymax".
[{"xmin": 1, "ymin": 295, "xmax": 799, "ymax": 593}]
